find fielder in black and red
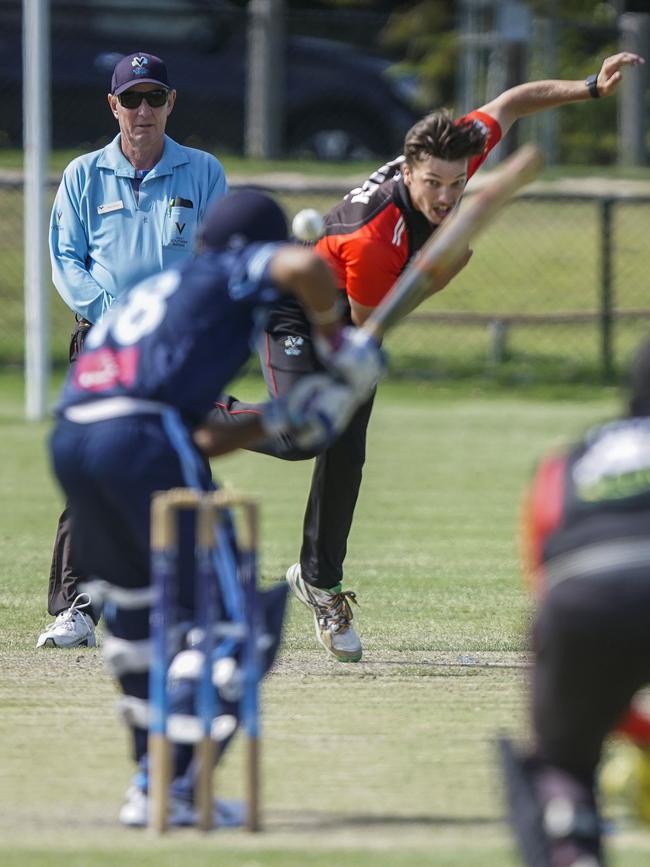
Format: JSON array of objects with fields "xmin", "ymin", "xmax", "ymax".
[
  {"xmin": 211, "ymin": 52, "xmax": 643, "ymax": 662},
  {"xmin": 501, "ymin": 337, "xmax": 650, "ymax": 867}
]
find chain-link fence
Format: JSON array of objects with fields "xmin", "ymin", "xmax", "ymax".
[
  {"xmin": 2, "ymin": 175, "xmax": 649, "ymax": 382},
  {"xmin": 387, "ymin": 189, "xmax": 650, "ymax": 383}
]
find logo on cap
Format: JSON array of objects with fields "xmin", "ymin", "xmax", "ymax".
[
  {"xmin": 111, "ymin": 52, "xmax": 169, "ymax": 95},
  {"xmin": 132, "ymin": 56, "xmax": 149, "ymax": 75}
]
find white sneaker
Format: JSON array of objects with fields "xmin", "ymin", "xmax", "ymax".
[
  {"xmin": 36, "ymin": 593, "xmax": 97, "ymax": 649},
  {"xmin": 286, "ymin": 563, "xmax": 362, "ymax": 662},
  {"xmin": 119, "ymin": 785, "xmax": 245, "ymax": 828}
]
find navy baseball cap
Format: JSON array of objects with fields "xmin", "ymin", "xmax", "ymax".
[
  {"xmin": 111, "ymin": 52, "xmax": 170, "ymax": 95},
  {"xmin": 200, "ymin": 189, "xmax": 289, "ymax": 251}
]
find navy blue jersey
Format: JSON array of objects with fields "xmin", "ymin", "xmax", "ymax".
[{"xmin": 58, "ymin": 243, "xmax": 282, "ymax": 424}]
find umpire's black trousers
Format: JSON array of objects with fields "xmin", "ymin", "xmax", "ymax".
[
  {"xmin": 47, "ymin": 318, "xmax": 101, "ymax": 623},
  {"xmin": 210, "ymin": 299, "xmax": 375, "ymax": 590}
]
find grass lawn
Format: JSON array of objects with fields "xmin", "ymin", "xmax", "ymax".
[{"xmin": 2, "ymin": 369, "xmax": 650, "ymax": 865}]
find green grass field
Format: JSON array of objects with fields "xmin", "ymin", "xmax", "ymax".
[{"xmin": 2, "ymin": 369, "xmax": 650, "ymax": 865}]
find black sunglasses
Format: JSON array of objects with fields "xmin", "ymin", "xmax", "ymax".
[{"xmin": 117, "ymin": 89, "xmax": 169, "ymax": 109}]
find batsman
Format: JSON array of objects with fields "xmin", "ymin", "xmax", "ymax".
[
  {"xmin": 48, "ymin": 190, "xmax": 384, "ymax": 826},
  {"xmin": 212, "ymin": 52, "xmax": 643, "ymax": 663}
]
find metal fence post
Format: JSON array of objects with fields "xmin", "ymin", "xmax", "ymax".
[
  {"xmin": 599, "ymin": 197, "xmax": 614, "ymax": 381},
  {"xmin": 23, "ymin": 0, "xmax": 51, "ymax": 420},
  {"xmin": 245, "ymin": 0, "xmax": 286, "ymax": 159},
  {"xmin": 488, "ymin": 319, "xmax": 508, "ymax": 366},
  {"xmin": 618, "ymin": 13, "xmax": 649, "ymax": 167}
]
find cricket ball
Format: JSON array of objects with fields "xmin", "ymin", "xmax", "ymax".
[{"xmin": 291, "ymin": 208, "xmax": 325, "ymax": 242}]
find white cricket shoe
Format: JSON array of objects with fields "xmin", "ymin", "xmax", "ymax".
[
  {"xmin": 36, "ymin": 593, "xmax": 97, "ymax": 649},
  {"xmin": 286, "ymin": 563, "xmax": 362, "ymax": 662},
  {"xmin": 119, "ymin": 785, "xmax": 245, "ymax": 828}
]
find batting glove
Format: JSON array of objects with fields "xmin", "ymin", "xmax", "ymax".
[
  {"xmin": 314, "ymin": 326, "xmax": 386, "ymax": 396},
  {"xmin": 261, "ymin": 373, "xmax": 359, "ymax": 450}
]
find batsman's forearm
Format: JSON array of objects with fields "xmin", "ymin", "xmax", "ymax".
[
  {"xmin": 193, "ymin": 418, "xmax": 267, "ymax": 458},
  {"xmin": 286, "ymin": 261, "xmax": 343, "ymax": 340},
  {"xmin": 270, "ymin": 246, "xmax": 343, "ymax": 340}
]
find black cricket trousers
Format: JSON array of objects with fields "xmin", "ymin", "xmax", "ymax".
[
  {"xmin": 210, "ymin": 298, "xmax": 375, "ymax": 590},
  {"xmin": 532, "ymin": 563, "xmax": 650, "ymax": 787},
  {"xmin": 47, "ymin": 318, "xmax": 102, "ymax": 623}
]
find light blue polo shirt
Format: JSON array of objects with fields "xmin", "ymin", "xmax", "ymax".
[{"xmin": 49, "ymin": 134, "xmax": 228, "ymax": 323}]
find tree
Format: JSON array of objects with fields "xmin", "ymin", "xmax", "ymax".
[
  {"xmin": 381, "ymin": 0, "xmax": 633, "ymax": 164},
  {"xmin": 381, "ymin": 1, "xmax": 456, "ymax": 108}
]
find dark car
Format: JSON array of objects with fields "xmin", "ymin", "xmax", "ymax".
[{"xmin": 1, "ymin": 0, "xmax": 421, "ymax": 159}]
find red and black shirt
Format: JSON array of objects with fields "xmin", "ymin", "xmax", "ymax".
[
  {"xmin": 315, "ymin": 110, "xmax": 502, "ymax": 308},
  {"xmin": 522, "ymin": 417, "xmax": 650, "ymax": 598}
]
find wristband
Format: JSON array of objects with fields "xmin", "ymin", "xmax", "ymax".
[
  {"xmin": 585, "ymin": 74, "xmax": 600, "ymax": 99},
  {"xmin": 308, "ymin": 299, "xmax": 343, "ymax": 326}
]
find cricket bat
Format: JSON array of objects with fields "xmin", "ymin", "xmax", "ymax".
[{"xmin": 361, "ymin": 143, "xmax": 544, "ymax": 341}]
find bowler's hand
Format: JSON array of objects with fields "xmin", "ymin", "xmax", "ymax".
[{"xmin": 597, "ymin": 52, "xmax": 644, "ymax": 97}]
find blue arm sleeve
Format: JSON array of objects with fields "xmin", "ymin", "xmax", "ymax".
[
  {"xmin": 49, "ymin": 168, "xmax": 113, "ymax": 323},
  {"xmin": 197, "ymin": 155, "xmax": 229, "ymax": 225}
]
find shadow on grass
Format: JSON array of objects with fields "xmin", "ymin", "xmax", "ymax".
[{"xmin": 267, "ymin": 809, "xmax": 503, "ymax": 831}]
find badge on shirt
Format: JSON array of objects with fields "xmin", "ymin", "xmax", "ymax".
[
  {"xmin": 97, "ymin": 200, "xmax": 124, "ymax": 215},
  {"xmin": 164, "ymin": 197, "xmax": 196, "ymax": 250}
]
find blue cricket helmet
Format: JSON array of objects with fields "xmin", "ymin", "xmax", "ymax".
[{"xmin": 199, "ymin": 189, "xmax": 289, "ymax": 251}]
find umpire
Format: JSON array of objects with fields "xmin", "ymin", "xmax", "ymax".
[
  {"xmin": 38, "ymin": 51, "xmax": 227, "ymax": 649},
  {"xmin": 501, "ymin": 337, "xmax": 650, "ymax": 867}
]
